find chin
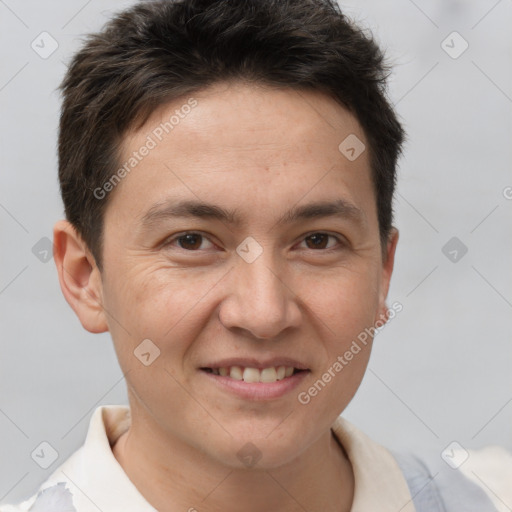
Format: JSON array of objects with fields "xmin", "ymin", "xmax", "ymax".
[{"xmin": 206, "ymin": 430, "xmax": 308, "ymax": 471}]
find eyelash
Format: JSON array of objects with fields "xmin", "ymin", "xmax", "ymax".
[{"xmin": 162, "ymin": 231, "xmax": 346, "ymax": 253}]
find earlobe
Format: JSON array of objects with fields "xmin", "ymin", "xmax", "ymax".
[{"xmin": 53, "ymin": 220, "xmax": 109, "ymax": 334}]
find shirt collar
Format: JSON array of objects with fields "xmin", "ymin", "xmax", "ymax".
[
  {"xmin": 25, "ymin": 405, "xmax": 415, "ymax": 512},
  {"xmin": 331, "ymin": 415, "xmax": 416, "ymax": 511}
]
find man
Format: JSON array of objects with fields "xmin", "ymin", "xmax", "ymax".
[{"xmin": 2, "ymin": 1, "xmax": 510, "ymax": 511}]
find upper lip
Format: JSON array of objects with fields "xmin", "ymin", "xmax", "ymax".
[{"xmin": 200, "ymin": 357, "xmax": 310, "ymax": 371}]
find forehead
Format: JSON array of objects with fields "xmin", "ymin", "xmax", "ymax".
[
  {"xmin": 106, "ymin": 81, "xmax": 375, "ymax": 229},
  {"xmin": 143, "ymin": 81, "xmax": 364, "ymax": 152}
]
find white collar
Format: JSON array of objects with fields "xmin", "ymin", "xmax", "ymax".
[
  {"xmin": 331, "ymin": 415, "xmax": 415, "ymax": 511},
  {"xmin": 16, "ymin": 405, "xmax": 415, "ymax": 512}
]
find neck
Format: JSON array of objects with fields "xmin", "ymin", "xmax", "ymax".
[{"xmin": 112, "ymin": 406, "xmax": 354, "ymax": 512}]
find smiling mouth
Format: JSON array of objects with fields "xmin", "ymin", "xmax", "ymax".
[{"xmin": 200, "ymin": 366, "xmax": 309, "ymax": 383}]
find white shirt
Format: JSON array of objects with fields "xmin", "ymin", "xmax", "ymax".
[{"xmin": 0, "ymin": 404, "xmax": 417, "ymax": 512}]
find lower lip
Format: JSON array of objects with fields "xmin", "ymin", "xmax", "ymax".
[{"xmin": 199, "ymin": 369, "xmax": 310, "ymax": 401}]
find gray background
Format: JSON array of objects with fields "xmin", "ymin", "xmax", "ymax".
[{"xmin": 1, "ymin": 0, "xmax": 511, "ymax": 505}]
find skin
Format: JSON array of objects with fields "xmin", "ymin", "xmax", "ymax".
[{"xmin": 53, "ymin": 81, "xmax": 398, "ymax": 512}]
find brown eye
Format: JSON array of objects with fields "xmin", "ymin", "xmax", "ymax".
[
  {"xmin": 164, "ymin": 232, "xmax": 215, "ymax": 251},
  {"xmin": 303, "ymin": 233, "xmax": 339, "ymax": 250},
  {"xmin": 177, "ymin": 234, "xmax": 203, "ymax": 250}
]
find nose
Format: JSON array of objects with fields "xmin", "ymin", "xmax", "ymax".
[{"xmin": 218, "ymin": 252, "xmax": 302, "ymax": 340}]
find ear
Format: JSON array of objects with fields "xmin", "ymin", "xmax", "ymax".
[
  {"xmin": 53, "ymin": 220, "xmax": 109, "ymax": 333},
  {"xmin": 374, "ymin": 228, "xmax": 399, "ymax": 325}
]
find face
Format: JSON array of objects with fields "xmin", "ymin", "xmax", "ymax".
[{"xmin": 67, "ymin": 81, "xmax": 397, "ymax": 469}]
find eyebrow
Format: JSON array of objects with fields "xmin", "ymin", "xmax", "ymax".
[{"xmin": 139, "ymin": 198, "xmax": 366, "ymax": 230}]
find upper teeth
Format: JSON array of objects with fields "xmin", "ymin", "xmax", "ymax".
[{"xmin": 212, "ymin": 366, "xmax": 295, "ymax": 383}]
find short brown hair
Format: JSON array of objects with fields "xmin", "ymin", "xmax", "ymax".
[{"xmin": 59, "ymin": 0, "xmax": 405, "ymax": 271}]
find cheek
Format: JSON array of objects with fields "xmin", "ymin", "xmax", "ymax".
[
  {"xmin": 296, "ymin": 265, "xmax": 380, "ymax": 396},
  {"xmin": 294, "ymin": 270, "xmax": 378, "ymax": 416},
  {"xmin": 106, "ymin": 259, "xmax": 189, "ymax": 322},
  {"xmin": 102, "ymin": 260, "xmax": 225, "ymax": 355},
  {"xmin": 298, "ymin": 264, "xmax": 381, "ymax": 339},
  {"xmin": 101, "ymin": 264, "xmax": 221, "ymax": 417}
]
